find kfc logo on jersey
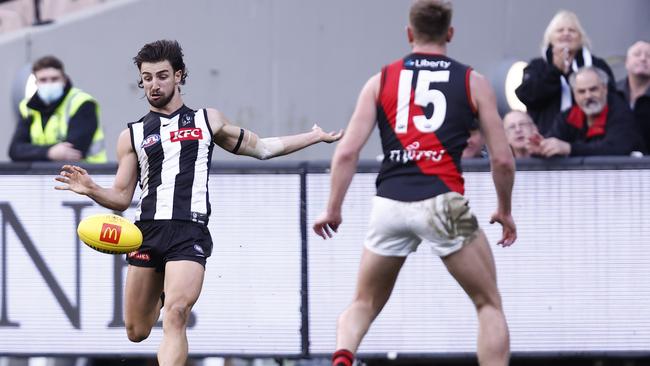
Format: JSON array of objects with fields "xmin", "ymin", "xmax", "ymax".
[
  {"xmin": 141, "ymin": 134, "xmax": 161, "ymax": 148},
  {"xmin": 171, "ymin": 128, "xmax": 203, "ymax": 142}
]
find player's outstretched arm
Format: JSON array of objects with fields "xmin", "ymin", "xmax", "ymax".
[
  {"xmin": 54, "ymin": 129, "xmax": 138, "ymax": 211},
  {"xmin": 470, "ymin": 70, "xmax": 517, "ymax": 246},
  {"xmin": 313, "ymin": 73, "xmax": 379, "ymax": 239},
  {"xmin": 207, "ymin": 108, "xmax": 342, "ymax": 160}
]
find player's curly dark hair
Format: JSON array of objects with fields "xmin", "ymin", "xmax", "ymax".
[{"xmin": 133, "ymin": 39, "xmax": 188, "ymax": 88}]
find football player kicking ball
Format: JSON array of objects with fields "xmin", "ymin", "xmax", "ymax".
[
  {"xmin": 55, "ymin": 40, "xmax": 342, "ymax": 366},
  {"xmin": 312, "ymin": 1, "xmax": 516, "ymax": 366}
]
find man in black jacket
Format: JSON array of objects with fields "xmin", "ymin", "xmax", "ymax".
[{"xmin": 529, "ymin": 66, "xmax": 644, "ymax": 157}]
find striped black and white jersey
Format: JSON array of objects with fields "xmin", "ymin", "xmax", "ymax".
[{"xmin": 128, "ymin": 105, "xmax": 214, "ymax": 225}]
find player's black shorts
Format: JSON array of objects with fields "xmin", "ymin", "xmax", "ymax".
[{"xmin": 126, "ymin": 220, "xmax": 213, "ymax": 272}]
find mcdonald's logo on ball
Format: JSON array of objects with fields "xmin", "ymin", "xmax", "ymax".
[
  {"xmin": 100, "ymin": 223, "xmax": 122, "ymax": 244},
  {"xmin": 77, "ymin": 214, "xmax": 143, "ymax": 254}
]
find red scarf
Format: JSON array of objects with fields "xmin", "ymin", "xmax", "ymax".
[{"xmin": 566, "ymin": 104, "xmax": 609, "ymax": 138}]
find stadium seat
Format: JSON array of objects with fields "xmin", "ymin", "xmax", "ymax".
[
  {"xmin": 39, "ymin": 0, "xmax": 106, "ymax": 21},
  {"xmin": 0, "ymin": 0, "xmax": 34, "ymax": 26},
  {"xmin": 0, "ymin": 8, "xmax": 25, "ymax": 34}
]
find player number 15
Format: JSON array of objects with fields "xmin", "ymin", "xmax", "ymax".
[{"xmin": 396, "ymin": 69, "xmax": 450, "ymax": 134}]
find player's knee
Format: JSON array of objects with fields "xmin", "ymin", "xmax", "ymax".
[
  {"xmin": 164, "ymin": 301, "xmax": 192, "ymax": 329},
  {"xmin": 471, "ymin": 292, "xmax": 502, "ymax": 311},
  {"xmin": 126, "ymin": 323, "xmax": 151, "ymax": 343}
]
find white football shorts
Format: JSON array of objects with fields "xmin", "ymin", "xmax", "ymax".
[{"xmin": 364, "ymin": 192, "xmax": 480, "ymax": 257}]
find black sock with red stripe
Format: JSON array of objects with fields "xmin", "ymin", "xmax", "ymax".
[{"xmin": 332, "ymin": 349, "xmax": 354, "ymax": 366}]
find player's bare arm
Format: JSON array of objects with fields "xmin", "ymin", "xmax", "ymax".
[
  {"xmin": 469, "ymin": 70, "xmax": 517, "ymax": 246},
  {"xmin": 206, "ymin": 108, "xmax": 342, "ymax": 160},
  {"xmin": 54, "ymin": 129, "xmax": 139, "ymax": 211},
  {"xmin": 313, "ymin": 73, "xmax": 380, "ymax": 240}
]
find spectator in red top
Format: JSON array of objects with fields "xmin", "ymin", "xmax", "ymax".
[{"xmin": 529, "ymin": 66, "xmax": 644, "ymax": 157}]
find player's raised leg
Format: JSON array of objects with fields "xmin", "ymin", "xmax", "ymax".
[
  {"xmin": 442, "ymin": 230, "xmax": 509, "ymax": 366},
  {"xmin": 157, "ymin": 260, "xmax": 205, "ymax": 366},
  {"xmin": 334, "ymin": 248, "xmax": 406, "ymax": 365},
  {"xmin": 124, "ymin": 266, "xmax": 164, "ymax": 342}
]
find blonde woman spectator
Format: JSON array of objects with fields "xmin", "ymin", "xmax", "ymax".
[{"xmin": 515, "ymin": 10, "xmax": 616, "ymax": 136}]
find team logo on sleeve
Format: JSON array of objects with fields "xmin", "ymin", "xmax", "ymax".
[
  {"xmin": 171, "ymin": 128, "xmax": 203, "ymax": 142},
  {"xmin": 141, "ymin": 134, "xmax": 161, "ymax": 148}
]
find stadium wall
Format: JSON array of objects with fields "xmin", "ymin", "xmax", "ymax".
[{"xmin": 0, "ymin": 158, "xmax": 649, "ymax": 358}]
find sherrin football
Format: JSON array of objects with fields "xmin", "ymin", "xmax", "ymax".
[{"xmin": 77, "ymin": 214, "xmax": 142, "ymax": 254}]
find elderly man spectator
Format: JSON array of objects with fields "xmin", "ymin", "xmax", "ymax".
[
  {"xmin": 617, "ymin": 40, "xmax": 650, "ymax": 153},
  {"xmin": 529, "ymin": 66, "xmax": 643, "ymax": 157},
  {"xmin": 503, "ymin": 110, "xmax": 538, "ymax": 158}
]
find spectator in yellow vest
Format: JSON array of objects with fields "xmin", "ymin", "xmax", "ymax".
[{"xmin": 9, "ymin": 55, "xmax": 106, "ymax": 163}]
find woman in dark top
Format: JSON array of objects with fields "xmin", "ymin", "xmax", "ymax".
[{"xmin": 515, "ymin": 10, "xmax": 615, "ymax": 135}]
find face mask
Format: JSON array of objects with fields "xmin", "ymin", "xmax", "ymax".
[{"xmin": 37, "ymin": 82, "xmax": 65, "ymax": 104}]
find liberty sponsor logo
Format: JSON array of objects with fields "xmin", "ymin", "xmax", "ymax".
[
  {"xmin": 171, "ymin": 128, "xmax": 203, "ymax": 142},
  {"xmin": 99, "ymin": 223, "xmax": 121, "ymax": 244},
  {"xmin": 405, "ymin": 59, "xmax": 451, "ymax": 69},
  {"xmin": 141, "ymin": 134, "xmax": 161, "ymax": 148},
  {"xmin": 388, "ymin": 141, "xmax": 446, "ymax": 163}
]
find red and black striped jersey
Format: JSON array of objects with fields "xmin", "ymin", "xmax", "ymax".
[{"xmin": 375, "ymin": 53, "xmax": 478, "ymax": 201}]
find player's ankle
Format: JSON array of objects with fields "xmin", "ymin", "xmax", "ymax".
[{"xmin": 332, "ymin": 349, "xmax": 354, "ymax": 366}]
